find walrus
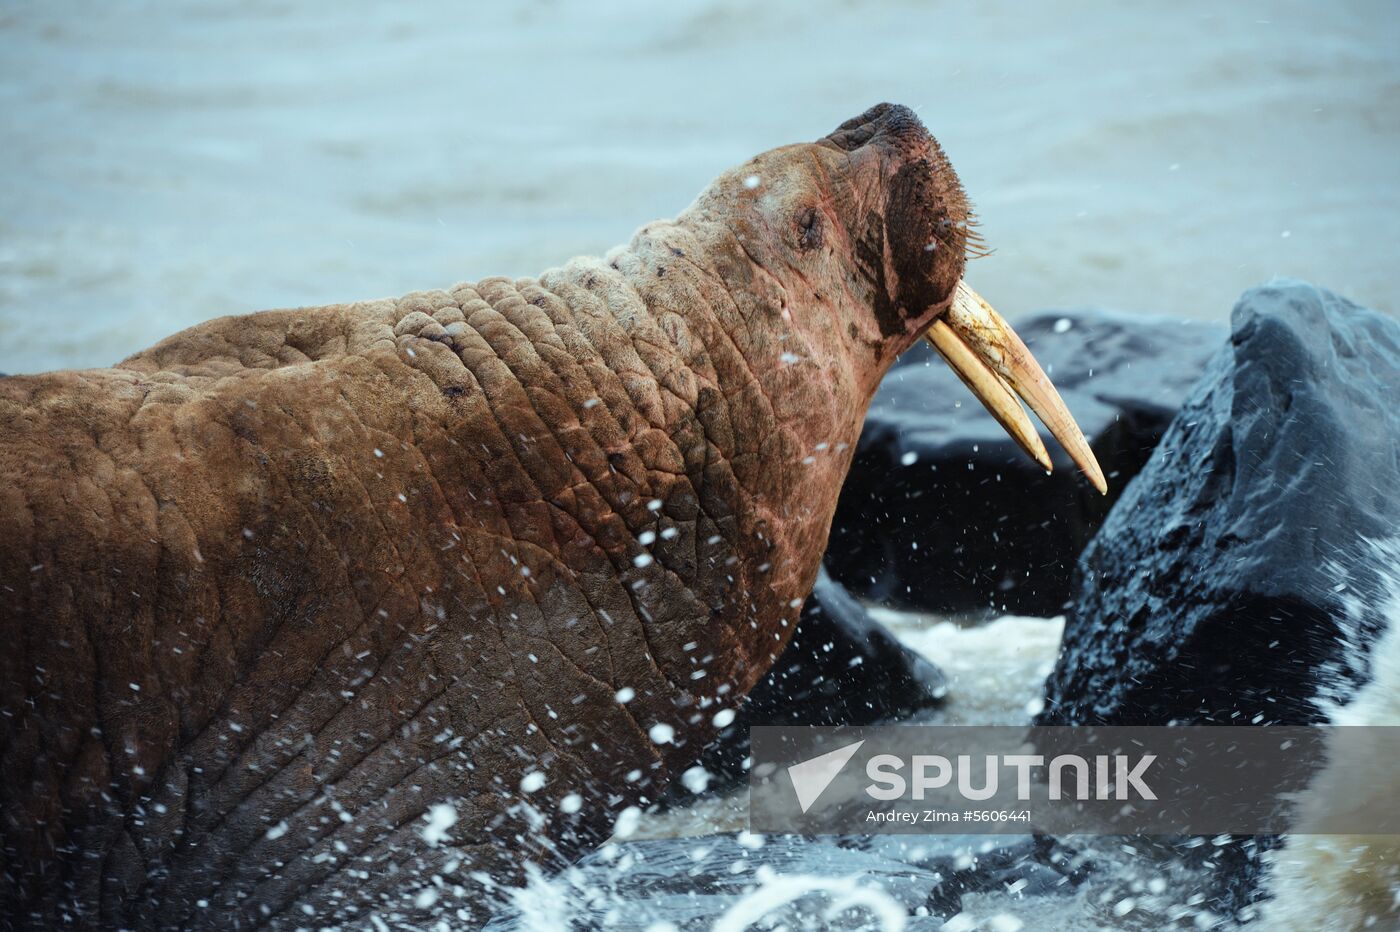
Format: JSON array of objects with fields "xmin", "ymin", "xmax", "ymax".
[{"xmin": 0, "ymin": 103, "xmax": 1103, "ymax": 928}]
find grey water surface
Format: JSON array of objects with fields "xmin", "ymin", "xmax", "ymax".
[{"xmin": 2, "ymin": 0, "xmax": 1397, "ymax": 373}]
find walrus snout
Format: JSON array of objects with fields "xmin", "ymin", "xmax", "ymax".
[
  {"xmin": 815, "ymin": 103, "xmax": 973, "ymax": 343},
  {"xmin": 818, "ymin": 102, "xmax": 934, "ymax": 157}
]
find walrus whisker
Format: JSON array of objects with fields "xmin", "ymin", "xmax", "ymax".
[{"xmin": 942, "ymin": 280, "xmax": 1108, "ymax": 493}]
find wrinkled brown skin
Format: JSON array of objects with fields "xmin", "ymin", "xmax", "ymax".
[{"xmin": 0, "ymin": 104, "xmax": 969, "ymax": 928}]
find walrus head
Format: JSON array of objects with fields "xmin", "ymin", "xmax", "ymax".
[{"xmin": 676, "ymin": 102, "xmax": 1107, "ymax": 492}]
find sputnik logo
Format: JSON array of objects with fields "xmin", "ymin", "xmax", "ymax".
[{"xmin": 787, "ymin": 739, "xmax": 865, "ymax": 813}]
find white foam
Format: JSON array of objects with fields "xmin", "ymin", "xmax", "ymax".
[
  {"xmin": 711, "ymin": 870, "xmax": 907, "ymax": 932},
  {"xmin": 1256, "ymin": 540, "xmax": 1400, "ymax": 929}
]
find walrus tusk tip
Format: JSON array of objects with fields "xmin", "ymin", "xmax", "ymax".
[{"xmin": 934, "ymin": 280, "xmax": 1108, "ymax": 495}]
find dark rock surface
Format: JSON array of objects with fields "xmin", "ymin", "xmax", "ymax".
[
  {"xmin": 676, "ymin": 569, "xmax": 947, "ymax": 799},
  {"xmin": 1039, "ymin": 281, "xmax": 1400, "ymax": 726},
  {"xmin": 826, "ymin": 308, "xmax": 1225, "ymax": 617}
]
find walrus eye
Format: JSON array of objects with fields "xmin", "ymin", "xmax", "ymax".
[{"xmin": 795, "ymin": 207, "xmax": 823, "ymax": 251}]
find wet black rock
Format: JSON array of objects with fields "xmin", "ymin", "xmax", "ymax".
[
  {"xmin": 826, "ymin": 308, "xmax": 1225, "ymax": 617},
  {"xmin": 1039, "ymin": 281, "xmax": 1400, "ymax": 726},
  {"xmin": 679, "ymin": 569, "xmax": 946, "ymax": 799}
]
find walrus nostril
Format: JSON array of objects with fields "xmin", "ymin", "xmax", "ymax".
[{"xmin": 819, "ymin": 102, "xmax": 930, "ymax": 153}]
